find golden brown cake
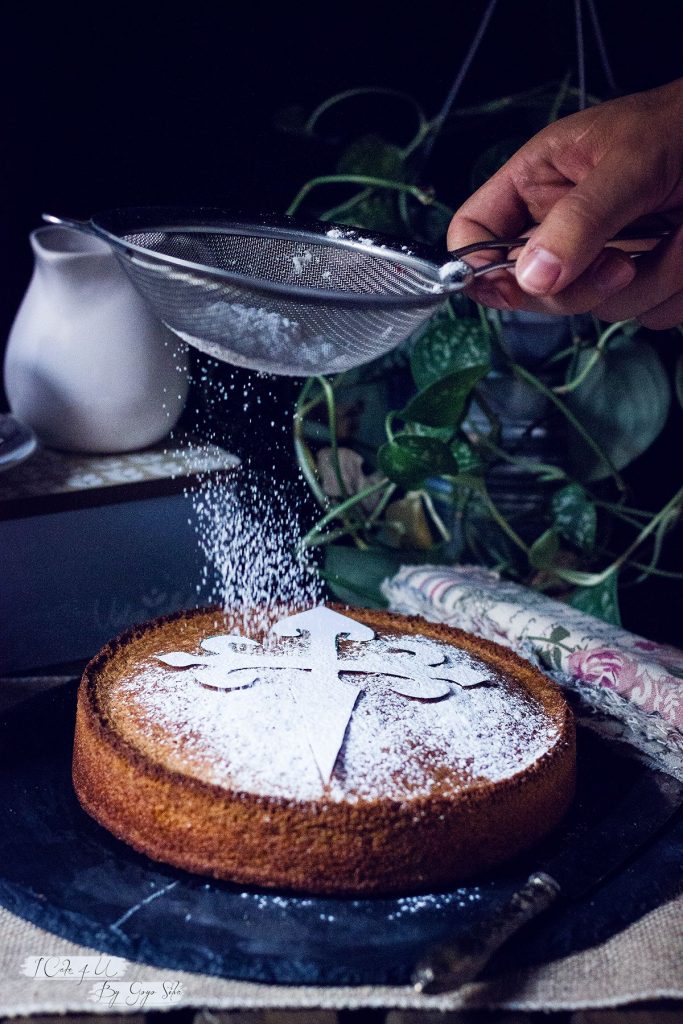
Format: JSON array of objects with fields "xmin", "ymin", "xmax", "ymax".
[{"xmin": 72, "ymin": 604, "xmax": 575, "ymax": 895}]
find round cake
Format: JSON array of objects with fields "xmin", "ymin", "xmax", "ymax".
[{"xmin": 72, "ymin": 603, "xmax": 576, "ymax": 894}]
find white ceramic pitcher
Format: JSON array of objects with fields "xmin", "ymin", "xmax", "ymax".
[{"xmin": 4, "ymin": 225, "xmax": 189, "ymax": 452}]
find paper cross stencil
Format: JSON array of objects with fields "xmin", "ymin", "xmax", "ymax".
[{"xmin": 156, "ymin": 605, "xmax": 491, "ymax": 784}]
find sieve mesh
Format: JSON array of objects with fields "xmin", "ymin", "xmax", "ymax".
[
  {"xmin": 46, "ymin": 208, "xmax": 667, "ymax": 376},
  {"xmin": 113, "ymin": 226, "xmax": 450, "ymax": 375},
  {"xmin": 122, "ymin": 230, "xmax": 440, "ymax": 296}
]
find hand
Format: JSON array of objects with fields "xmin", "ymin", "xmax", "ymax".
[{"xmin": 447, "ymin": 79, "xmax": 683, "ymax": 329}]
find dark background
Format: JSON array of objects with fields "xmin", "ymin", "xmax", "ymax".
[
  {"xmin": 2, "ymin": 1, "xmax": 681, "ymax": 642},
  {"xmin": 3, "ymin": 1, "xmax": 682, "ymax": 343}
]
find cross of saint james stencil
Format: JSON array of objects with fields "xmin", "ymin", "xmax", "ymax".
[{"xmin": 156, "ymin": 605, "xmax": 491, "ymax": 784}]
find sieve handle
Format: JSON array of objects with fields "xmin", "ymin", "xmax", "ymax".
[
  {"xmin": 437, "ymin": 256, "xmax": 517, "ymax": 291},
  {"xmin": 41, "ymin": 213, "xmax": 96, "ymax": 235},
  {"xmin": 447, "ymin": 224, "xmax": 673, "ymax": 281}
]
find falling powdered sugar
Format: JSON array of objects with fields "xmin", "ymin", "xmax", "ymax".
[{"xmin": 188, "ymin": 469, "xmax": 321, "ymax": 637}]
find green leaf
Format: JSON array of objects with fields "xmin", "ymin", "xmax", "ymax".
[
  {"xmin": 551, "ymin": 483, "xmax": 597, "ymax": 554},
  {"xmin": 334, "ymin": 193, "xmax": 403, "ymax": 233},
  {"xmin": 410, "ymin": 422, "xmax": 454, "ymax": 443},
  {"xmin": 451, "ymin": 435, "xmax": 485, "ymax": 474},
  {"xmin": 378, "ymin": 434, "xmax": 459, "ymax": 490},
  {"xmin": 401, "ymin": 365, "xmax": 488, "ymax": 428},
  {"xmin": 569, "ymin": 573, "xmax": 622, "ymax": 626},
  {"xmin": 410, "ymin": 312, "xmax": 491, "ymax": 390},
  {"xmin": 412, "ymin": 203, "xmax": 454, "ymax": 246},
  {"xmin": 337, "ymin": 134, "xmax": 407, "ymax": 181},
  {"xmin": 322, "ymin": 544, "xmax": 435, "ymax": 608},
  {"xmin": 529, "ymin": 528, "xmax": 560, "ymax": 570},
  {"xmin": 566, "ymin": 336, "xmax": 671, "ymax": 481}
]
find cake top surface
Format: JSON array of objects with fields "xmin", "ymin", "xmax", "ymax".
[{"xmin": 93, "ymin": 605, "xmax": 567, "ymax": 803}]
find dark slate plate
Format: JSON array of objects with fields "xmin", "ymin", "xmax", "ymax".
[{"xmin": 0, "ymin": 683, "xmax": 681, "ymax": 986}]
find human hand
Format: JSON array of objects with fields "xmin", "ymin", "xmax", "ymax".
[{"xmin": 447, "ymin": 78, "xmax": 683, "ymax": 329}]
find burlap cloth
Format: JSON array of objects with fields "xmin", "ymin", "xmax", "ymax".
[{"xmin": 1, "ymin": 894, "xmax": 681, "ymax": 1016}]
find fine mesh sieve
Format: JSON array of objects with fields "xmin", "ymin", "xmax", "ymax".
[
  {"xmin": 43, "ymin": 208, "xmax": 668, "ymax": 377},
  {"xmin": 42, "ymin": 208, "xmax": 490, "ymax": 376}
]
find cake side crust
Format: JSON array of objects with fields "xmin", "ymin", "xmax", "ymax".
[{"xmin": 72, "ymin": 605, "xmax": 576, "ymax": 894}]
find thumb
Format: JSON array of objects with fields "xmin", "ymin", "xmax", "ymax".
[{"xmin": 515, "ymin": 154, "xmax": 653, "ymax": 296}]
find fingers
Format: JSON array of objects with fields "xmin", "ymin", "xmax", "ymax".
[
  {"xmin": 468, "ymin": 273, "xmax": 521, "ymax": 311},
  {"xmin": 468, "ymin": 234, "xmax": 683, "ymax": 328},
  {"xmin": 446, "ymin": 167, "xmax": 537, "ymax": 310},
  {"xmin": 514, "ymin": 150, "xmax": 655, "ymax": 297},
  {"xmin": 446, "ymin": 142, "xmax": 649, "ymax": 312},
  {"xmin": 637, "ymin": 290, "xmax": 683, "ymax": 330},
  {"xmin": 591, "ymin": 225, "xmax": 683, "ymax": 324},
  {"xmin": 446, "ymin": 89, "xmax": 683, "ymax": 322},
  {"xmin": 446, "ymin": 167, "xmax": 530, "ymax": 255},
  {"xmin": 466, "ymin": 246, "xmax": 636, "ymax": 315}
]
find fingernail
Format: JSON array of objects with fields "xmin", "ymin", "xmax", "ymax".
[
  {"xmin": 517, "ymin": 247, "xmax": 562, "ymax": 294},
  {"xmin": 591, "ymin": 251, "xmax": 635, "ymax": 293}
]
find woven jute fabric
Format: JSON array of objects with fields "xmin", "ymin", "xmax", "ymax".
[{"xmin": 1, "ymin": 892, "xmax": 681, "ymax": 1016}]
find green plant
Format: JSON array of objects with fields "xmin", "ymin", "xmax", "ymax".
[{"xmin": 284, "ymin": 83, "xmax": 683, "ymax": 624}]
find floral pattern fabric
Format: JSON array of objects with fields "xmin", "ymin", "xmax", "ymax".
[{"xmin": 382, "ymin": 565, "xmax": 683, "ymax": 768}]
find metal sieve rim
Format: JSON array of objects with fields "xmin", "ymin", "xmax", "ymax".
[{"xmin": 87, "ymin": 207, "xmax": 468, "ymax": 309}]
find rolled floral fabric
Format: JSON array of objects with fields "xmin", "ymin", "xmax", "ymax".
[{"xmin": 383, "ymin": 565, "xmax": 683, "ymax": 775}]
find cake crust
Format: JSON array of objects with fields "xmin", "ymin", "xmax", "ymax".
[{"xmin": 73, "ymin": 605, "xmax": 576, "ymax": 894}]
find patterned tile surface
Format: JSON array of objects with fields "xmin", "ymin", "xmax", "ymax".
[{"xmin": 0, "ymin": 438, "xmax": 239, "ymax": 501}]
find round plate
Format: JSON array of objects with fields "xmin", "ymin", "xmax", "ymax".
[
  {"xmin": 0, "ymin": 684, "xmax": 681, "ymax": 986},
  {"xmin": 0, "ymin": 414, "xmax": 37, "ymax": 472}
]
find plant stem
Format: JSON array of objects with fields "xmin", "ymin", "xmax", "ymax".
[
  {"xmin": 553, "ymin": 484, "xmax": 683, "ymax": 586},
  {"xmin": 286, "ymin": 175, "xmax": 438, "ymax": 218},
  {"xmin": 365, "ymin": 482, "xmax": 397, "ymax": 526},
  {"xmin": 304, "ymin": 87, "xmax": 427, "ymax": 140},
  {"xmin": 294, "ymin": 433, "xmax": 328, "ymax": 510},
  {"xmin": 306, "ymin": 525, "xmax": 359, "ymax": 549},
  {"xmin": 297, "ymin": 373, "xmax": 349, "ymax": 419},
  {"xmin": 511, "ymin": 362, "xmax": 626, "ymax": 492},
  {"xmin": 319, "ymin": 187, "xmax": 374, "ymax": 224},
  {"xmin": 301, "ymin": 478, "xmax": 389, "ymax": 549},
  {"xmin": 470, "ymin": 388, "xmax": 502, "ymax": 445},
  {"xmin": 594, "ymin": 498, "xmax": 653, "ymax": 520},
  {"xmin": 317, "ymin": 375, "xmax": 348, "ymax": 499},
  {"xmin": 553, "ymin": 320, "xmax": 628, "ymax": 395},
  {"xmin": 442, "ymin": 83, "xmax": 565, "ymax": 118},
  {"xmin": 293, "ymin": 380, "xmax": 329, "ymax": 509},
  {"xmin": 417, "ymin": 0, "xmax": 499, "ymax": 169},
  {"xmin": 385, "ymin": 410, "xmax": 400, "ymax": 443},
  {"xmin": 624, "ymin": 560, "xmax": 683, "ymax": 580},
  {"xmin": 546, "ymin": 70, "xmax": 572, "ymax": 124},
  {"xmin": 401, "ymin": 121, "xmax": 433, "ymax": 160},
  {"xmin": 542, "ymin": 343, "xmax": 581, "ymax": 369},
  {"xmin": 420, "ymin": 489, "xmax": 451, "ymax": 542},
  {"xmin": 448, "ymin": 475, "xmax": 530, "ymax": 555},
  {"xmin": 476, "ymin": 434, "xmax": 568, "ymax": 481}
]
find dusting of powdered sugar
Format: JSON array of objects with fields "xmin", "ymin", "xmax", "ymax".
[
  {"xmin": 229, "ymin": 885, "xmax": 481, "ymax": 916},
  {"xmin": 227, "ymin": 885, "xmax": 481, "ymax": 917},
  {"xmin": 111, "ymin": 624, "xmax": 560, "ymax": 803}
]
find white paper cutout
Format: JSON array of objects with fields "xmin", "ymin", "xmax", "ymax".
[{"xmin": 155, "ymin": 605, "xmax": 492, "ymax": 784}]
